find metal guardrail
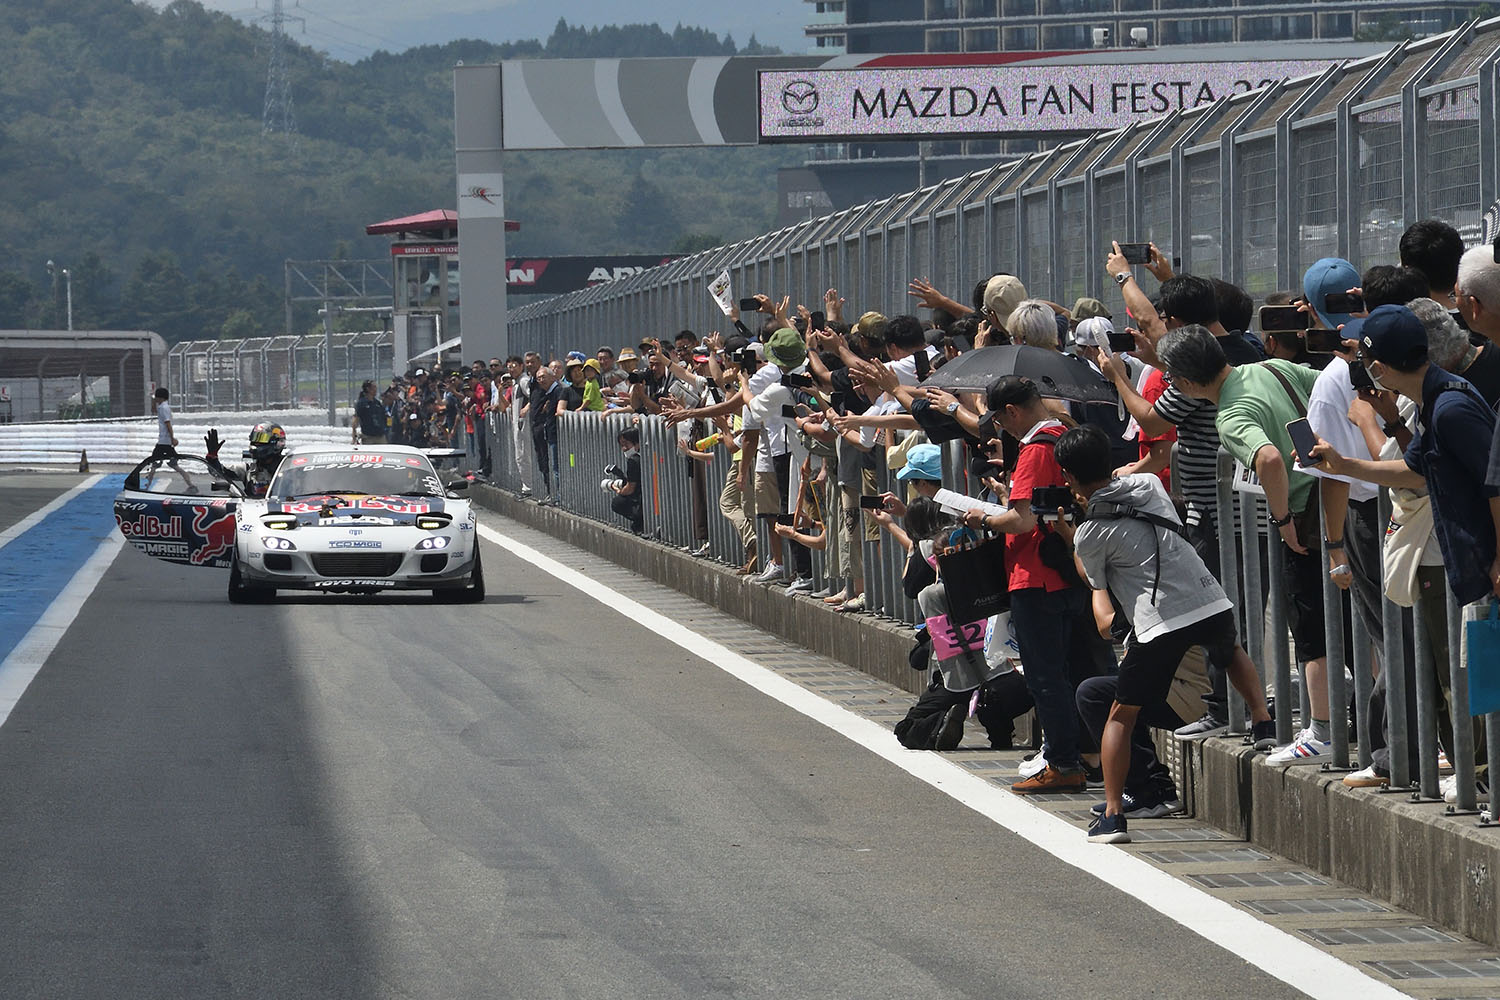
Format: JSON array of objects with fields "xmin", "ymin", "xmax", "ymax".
[{"xmin": 165, "ymin": 331, "xmax": 393, "ymax": 413}]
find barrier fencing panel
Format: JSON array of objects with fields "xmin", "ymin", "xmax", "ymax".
[{"xmin": 164, "ymin": 331, "xmax": 393, "ymax": 415}]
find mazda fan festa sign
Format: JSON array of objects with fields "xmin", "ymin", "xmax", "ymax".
[{"xmin": 758, "ymin": 61, "xmax": 1333, "ymax": 141}]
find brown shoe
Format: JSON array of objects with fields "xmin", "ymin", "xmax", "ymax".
[{"xmin": 1011, "ymin": 765, "xmax": 1087, "ymax": 795}]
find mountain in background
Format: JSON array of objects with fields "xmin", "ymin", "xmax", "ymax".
[{"xmin": 0, "ymin": 0, "xmax": 802, "ymax": 343}]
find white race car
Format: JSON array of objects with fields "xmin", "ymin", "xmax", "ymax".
[{"xmin": 114, "ymin": 445, "xmax": 484, "ymax": 603}]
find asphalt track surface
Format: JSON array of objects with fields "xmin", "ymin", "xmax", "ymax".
[{"xmin": 0, "ymin": 472, "xmax": 1320, "ymax": 999}]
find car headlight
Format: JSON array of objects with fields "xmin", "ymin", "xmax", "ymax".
[
  {"xmin": 262, "ymin": 535, "xmax": 297, "ymax": 551},
  {"xmin": 415, "ymin": 536, "xmax": 451, "ymax": 550},
  {"xmin": 415, "ymin": 514, "xmax": 451, "ymax": 530}
]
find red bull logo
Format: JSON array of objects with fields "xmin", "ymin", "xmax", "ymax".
[
  {"xmin": 189, "ymin": 505, "xmax": 237, "ymax": 566},
  {"xmin": 117, "ymin": 513, "xmax": 182, "ymax": 538}
]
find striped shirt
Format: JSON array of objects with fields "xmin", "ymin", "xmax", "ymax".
[{"xmin": 1153, "ymin": 386, "xmax": 1229, "ymax": 529}]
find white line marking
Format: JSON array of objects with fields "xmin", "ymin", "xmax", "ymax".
[
  {"xmin": 0, "ymin": 474, "xmax": 105, "ymax": 553},
  {"xmin": 478, "ymin": 522, "xmax": 1407, "ymax": 1000},
  {"xmin": 0, "ymin": 535, "xmax": 123, "ymax": 725}
]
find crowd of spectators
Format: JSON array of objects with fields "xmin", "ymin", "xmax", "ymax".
[{"xmin": 407, "ymin": 216, "xmax": 1500, "ymax": 845}]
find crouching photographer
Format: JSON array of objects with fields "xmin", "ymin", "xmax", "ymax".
[{"xmin": 605, "ymin": 427, "xmax": 644, "ymax": 534}]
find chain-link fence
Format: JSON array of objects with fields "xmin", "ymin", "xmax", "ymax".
[
  {"xmin": 510, "ymin": 19, "xmax": 1500, "ymax": 356},
  {"xmin": 165, "ymin": 330, "xmax": 394, "ymax": 413}
]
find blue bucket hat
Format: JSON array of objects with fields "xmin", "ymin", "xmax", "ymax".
[
  {"xmin": 1302, "ymin": 257, "xmax": 1362, "ymax": 330},
  {"xmin": 896, "ymin": 443, "xmax": 944, "ymax": 482}
]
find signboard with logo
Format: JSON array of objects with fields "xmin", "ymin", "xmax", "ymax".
[
  {"xmin": 757, "ymin": 61, "xmax": 1334, "ymax": 141},
  {"xmin": 504, "ymin": 255, "xmax": 681, "ymax": 294}
]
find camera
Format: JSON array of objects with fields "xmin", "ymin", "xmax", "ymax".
[
  {"xmin": 604, "ymin": 463, "xmax": 624, "ymax": 481},
  {"xmin": 627, "ymin": 370, "xmax": 646, "ymax": 385},
  {"xmin": 1029, "ymin": 485, "xmax": 1078, "ymax": 520},
  {"xmin": 781, "ymin": 372, "xmax": 814, "ymax": 390}
]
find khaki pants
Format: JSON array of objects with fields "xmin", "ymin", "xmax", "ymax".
[{"xmin": 720, "ymin": 461, "xmax": 754, "ymax": 549}]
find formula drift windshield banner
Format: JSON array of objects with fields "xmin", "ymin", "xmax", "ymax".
[{"xmin": 758, "ymin": 61, "xmax": 1334, "ymax": 141}]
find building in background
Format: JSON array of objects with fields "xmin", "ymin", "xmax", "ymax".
[{"xmin": 781, "ymin": 0, "xmax": 1490, "ymax": 222}]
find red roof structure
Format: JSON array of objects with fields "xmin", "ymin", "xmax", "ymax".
[{"xmin": 364, "ymin": 210, "xmax": 519, "ymax": 237}]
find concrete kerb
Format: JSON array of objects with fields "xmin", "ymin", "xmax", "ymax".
[
  {"xmin": 474, "ymin": 484, "xmax": 923, "ymax": 698},
  {"xmin": 475, "ymin": 483, "xmax": 1500, "ymax": 949}
]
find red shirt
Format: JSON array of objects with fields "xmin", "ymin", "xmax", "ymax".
[
  {"xmin": 1005, "ymin": 422, "xmax": 1072, "ymax": 593},
  {"xmin": 1138, "ymin": 369, "xmax": 1175, "ymax": 489}
]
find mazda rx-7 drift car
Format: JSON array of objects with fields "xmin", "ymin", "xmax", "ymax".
[{"xmin": 114, "ymin": 445, "xmax": 483, "ymax": 603}]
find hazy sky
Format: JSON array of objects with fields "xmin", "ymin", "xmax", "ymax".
[{"xmin": 146, "ymin": 0, "xmax": 807, "ymax": 61}]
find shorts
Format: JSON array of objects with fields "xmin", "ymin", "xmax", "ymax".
[
  {"xmin": 149, "ymin": 443, "xmax": 178, "ymax": 461},
  {"xmin": 1115, "ymin": 609, "xmax": 1237, "ymax": 709}
]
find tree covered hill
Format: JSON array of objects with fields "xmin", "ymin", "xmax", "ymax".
[{"xmin": 0, "ymin": 1, "xmax": 800, "ymax": 342}]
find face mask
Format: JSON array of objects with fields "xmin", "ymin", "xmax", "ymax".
[{"xmin": 622, "ymin": 446, "xmax": 638, "ymax": 459}]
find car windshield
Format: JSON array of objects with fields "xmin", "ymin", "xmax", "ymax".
[{"xmin": 269, "ymin": 453, "xmax": 444, "ymax": 500}]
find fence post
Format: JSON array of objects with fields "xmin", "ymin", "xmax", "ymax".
[{"xmin": 1446, "ymin": 589, "xmax": 1479, "ymax": 811}]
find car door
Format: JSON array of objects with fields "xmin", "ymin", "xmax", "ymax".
[{"xmin": 113, "ymin": 454, "xmax": 243, "ymax": 568}]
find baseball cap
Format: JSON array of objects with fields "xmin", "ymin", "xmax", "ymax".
[
  {"xmin": 983, "ymin": 275, "xmax": 1028, "ymax": 326},
  {"xmin": 1073, "ymin": 316, "xmax": 1115, "ymax": 347},
  {"xmin": 896, "ymin": 443, "xmax": 944, "ymax": 482},
  {"xmin": 1348, "ymin": 304, "xmax": 1428, "ymax": 367},
  {"xmin": 692, "ymin": 351, "xmax": 710, "ymax": 363},
  {"xmin": 765, "ymin": 327, "xmax": 807, "ymax": 370},
  {"xmin": 1071, "ymin": 297, "xmax": 1111, "ymax": 322},
  {"xmin": 1302, "ymin": 257, "xmax": 1362, "ymax": 329},
  {"xmin": 413, "ymin": 367, "xmax": 427, "ymax": 377},
  {"xmin": 853, "ymin": 311, "xmax": 886, "ymax": 337}
]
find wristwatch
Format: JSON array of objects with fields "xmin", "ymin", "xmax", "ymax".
[
  {"xmin": 944, "ymin": 400, "xmax": 961, "ymax": 415},
  {"xmin": 1268, "ymin": 510, "xmax": 1293, "ymax": 528},
  {"xmin": 1113, "ymin": 271, "xmax": 1131, "ymax": 287}
]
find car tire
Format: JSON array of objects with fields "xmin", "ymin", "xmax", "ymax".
[
  {"xmin": 459, "ymin": 546, "xmax": 485, "ymax": 603},
  {"xmin": 228, "ymin": 551, "xmax": 275, "ymax": 604}
]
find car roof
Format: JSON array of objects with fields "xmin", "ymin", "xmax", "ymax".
[{"xmin": 284, "ymin": 443, "xmax": 430, "ymax": 458}]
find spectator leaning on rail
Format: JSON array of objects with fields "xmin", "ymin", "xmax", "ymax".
[
  {"xmin": 1049, "ymin": 425, "xmax": 1274, "ymax": 843},
  {"xmin": 1154, "ymin": 322, "xmax": 1333, "ymax": 766}
]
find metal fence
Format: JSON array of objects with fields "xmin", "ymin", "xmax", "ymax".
[
  {"xmin": 165, "ymin": 331, "xmax": 394, "ymax": 413},
  {"xmin": 509, "ymin": 18, "xmax": 1500, "ymax": 358},
  {"xmin": 482, "ymin": 408, "xmax": 1500, "ymax": 816}
]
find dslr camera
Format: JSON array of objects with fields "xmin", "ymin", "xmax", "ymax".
[{"xmin": 601, "ymin": 462, "xmax": 626, "ymax": 492}]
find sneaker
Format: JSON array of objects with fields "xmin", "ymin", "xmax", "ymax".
[
  {"xmin": 1264, "ymin": 729, "xmax": 1332, "ymax": 767},
  {"xmin": 1175, "ymin": 712, "xmax": 1229, "ymax": 741},
  {"xmin": 1438, "ymin": 751, "xmax": 1454, "ymax": 774},
  {"xmin": 1442, "ymin": 774, "xmax": 1491, "ymax": 804},
  {"xmin": 1011, "ymin": 765, "xmax": 1087, "ymax": 795},
  {"xmin": 753, "ymin": 562, "xmax": 784, "ymax": 583},
  {"xmin": 519, "ymin": 486, "xmax": 533, "ymax": 498},
  {"xmin": 822, "ymin": 589, "xmax": 849, "ymax": 605},
  {"xmin": 690, "ymin": 541, "xmax": 711, "ymax": 557},
  {"xmin": 785, "ymin": 576, "xmax": 815, "ymax": 595},
  {"xmin": 934, "ymin": 705, "xmax": 965, "ymax": 751},
  {"xmin": 1083, "ymin": 763, "xmax": 1104, "ymax": 787},
  {"xmin": 1090, "ymin": 793, "xmax": 1184, "ymax": 819},
  {"xmin": 1250, "ymin": 719, "xmax": 1278, "ymax": 751},
  {"xmin": 1343, "ymin": 765, "xmax": 1389, "ymax": 789},
  {"xmin": 837, "ymin": 594, "xmax": 867, "ymax": 613},
  {"xmin": 811, "ymin": 587, "xmax": 834, "ymax": 600},
  {"xmin": 1018, "ymin": 752, "xmax": 1048, "ymax": 780},
  {"xmin": 1087, "ymin": 812, "xmax": 1131, "ymax": 844}
]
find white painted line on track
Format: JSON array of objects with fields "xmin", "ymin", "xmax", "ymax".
[
  {"xmin": 479, "ymin": 522, "xmax": 1407, "ymax": 1000},
  {"xmin": 0, "ymin": 534, "xmax": 124, "ymax": 725},
  {"xmin": 0, "ymin": 474, "xmax": 105, "ymax": 553}
]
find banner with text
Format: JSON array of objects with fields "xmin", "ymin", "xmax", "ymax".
[
  {"xmin": 758, "ymin": 61, "xmax": 1335, "ymax": 141},
  {"xmin": 503, "ymin": 255, "xmax": 682, "ymax": 295}
]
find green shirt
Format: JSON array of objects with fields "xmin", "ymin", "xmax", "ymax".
[
  {"xmin": 581, "ymin": 379, "xmax": 607, "ymax": 412},
  {"xmin": 1214, "ymin": 359, "xmax": 1321, "ymax": 513}
]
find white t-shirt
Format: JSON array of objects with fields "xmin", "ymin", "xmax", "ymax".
[
  {"xmin": 156, "ymin": 401, "xmax": 172, "ymax": 445},
  {"xmin": 1304, "ymin": 357, "xmax": 1378, "ymax": 503},
  {"xmin": 885, "ymin": 345, "xmax": 941, "ymax": 387}
]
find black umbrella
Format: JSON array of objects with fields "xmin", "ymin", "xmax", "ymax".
[{"xmin": 925, "ymin": 345, "xmax": 1116, "ymax": 405}]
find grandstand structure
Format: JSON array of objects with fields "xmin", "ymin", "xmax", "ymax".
[{"xmin": 509, "ymin": 19, "xmax": 1500, "ymax": 359}]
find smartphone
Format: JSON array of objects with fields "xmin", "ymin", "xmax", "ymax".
[
  {"xmin": 781, "ymin": 404, "xmax": 799, "ymax": 419},
  {"xmin": 1286, "ymin": 417, "xmax": 1322, "ymax": 467},
  {"xmin": 1324, "ymin": 291, "xmax": 1365, "ymax": 315},
  {"xmin": 1259, "ymin": 305, "xmax": 1308, "ymax": 333},
  {"xmin": 774, "ymin": 513, "xmax": 796, "ymax": 526},
  {"xmin": 738, "ymin": 297, "xmax": 761, "ymax": 313},
  {"xmin": 1106, "ymin": 331, "xmax": 1137, "ymax": 353},
  {"xmin": 809, "ymin": 310, "xmax": 826, "ymax": 331},
  {"xmin": 781, "ymin": 372, "xmax": 813, "ymax": 389},
  {"xmin": 1304, "ymin": 328, "xmax": 1345, "ymax": 354},
  {"xmin": 1029, "ymin": 485, "xmax": 1075, "ymax": 520},
  {"xmin": 859, "ymin": 494, "xmax": 887, "ymax": 510},
  {"xmin": 1349, "ymin": 358, "xmax": 1375, "ymax": 392},
  {"xmin": 1118, "ymin": 242, "xmax": 1152, "ymax": 265}
]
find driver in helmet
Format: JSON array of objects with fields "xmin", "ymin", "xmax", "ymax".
[{"xmin": 243, "ymin": 423, "xmax": 287, "ymax": 497}]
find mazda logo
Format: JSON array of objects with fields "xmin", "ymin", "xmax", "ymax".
[{"xmin": 782, "ymin": 80, "xmax": 819, "ymax": 115}]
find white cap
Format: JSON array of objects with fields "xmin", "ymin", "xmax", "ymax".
[{"xmin": 1073, "ymin": 316, "xmax": 1115, "ymax": 347}]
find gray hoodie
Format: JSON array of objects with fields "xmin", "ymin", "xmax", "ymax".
[{"xmin": 1073, "ymin": 474, "xmax": 1232, "ymax": 644}]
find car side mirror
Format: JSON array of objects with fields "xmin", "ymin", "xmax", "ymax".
[
  {"xmin": 445, "ymin": 479, "xmax": 470, "ymax": 491},
  {"xmin": 211, "ymin": 481, "xmax": 230, "ymax": 492}
]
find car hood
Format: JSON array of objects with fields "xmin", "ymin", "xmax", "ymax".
[{"xmin": 261, "ymin": 494, "xmax": 456, "ymax": 527}]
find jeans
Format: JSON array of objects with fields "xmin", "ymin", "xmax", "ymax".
[
  {"xmin": 1009, "ymin": 586, "xmax": 1103, "ymax": 770},
  {"xmin": 1076, "ymin": 674, "xmax": 1186, "ymax": 800}
]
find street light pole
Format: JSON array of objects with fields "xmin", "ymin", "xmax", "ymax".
[{"xmin": 45, "ymin": 259, "xmax": 72, "ymax": 331}]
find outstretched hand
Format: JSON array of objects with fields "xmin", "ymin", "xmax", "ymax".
[{"xmin": 203, "ymin": 428, "xmax": 223, "ymax": 459}]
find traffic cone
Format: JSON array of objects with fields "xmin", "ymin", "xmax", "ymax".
[{"xmin": 78, "ymin": 449, "xmax": 89, "ymax": 473}]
